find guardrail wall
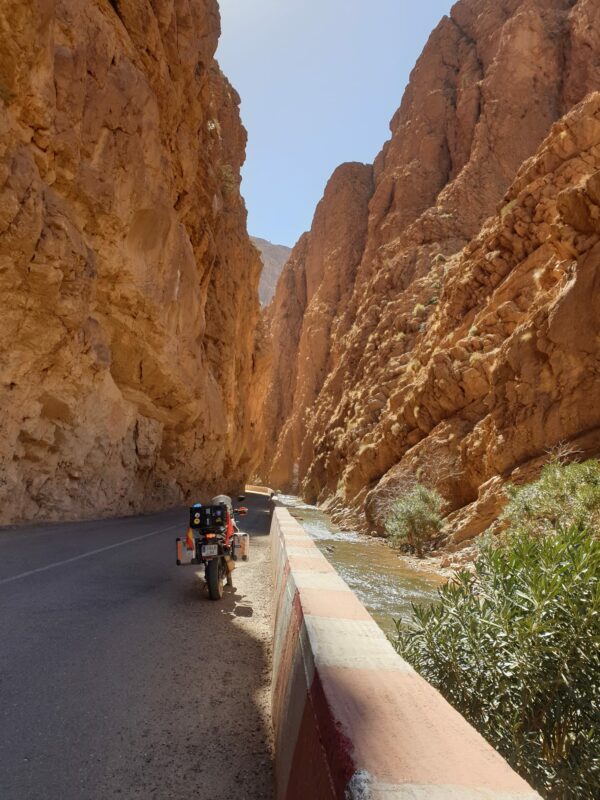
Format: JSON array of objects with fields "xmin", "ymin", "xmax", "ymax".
[{"xmin": 270, "ymin": 506, "xmax": 540, "ymax": 800}]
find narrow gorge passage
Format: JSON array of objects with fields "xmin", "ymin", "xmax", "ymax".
[{"xmin": 0, "ymin": 493, "xmax": 273, "ymax": 800}]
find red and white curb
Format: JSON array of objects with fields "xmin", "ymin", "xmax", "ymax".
[{"xmin": 271, "ymin": 507, "xmax": 541, "ymax": 800}]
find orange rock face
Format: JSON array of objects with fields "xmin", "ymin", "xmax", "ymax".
[
  {"xmin": 251, "ymin": 237, "xmax": 292, "ymax": 306},
  {"xmin": 0, "ymin": 0, "xmax": 263, "ymax": 523},
  {"xmin": 262, "ymin": 163, "xmax": 374, "ymax": 489},
  {"xmin": 262, "ymin": 0, "xmax": 600, "ymax": 542}
]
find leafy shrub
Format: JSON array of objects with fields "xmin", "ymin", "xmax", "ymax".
[
  {"xmin": 501, "ymin": 198, "xmax": 518, "ymax": 218},
  {"xmin": 384, "ymin": 484, "xmax": 444, "ymax": 556},
  {"xmin": 502, "ymin": 458, "xmax": 600, "ymax": 535},
  {"xmin": 394, "ymin": 461, "xmax": 600, "ymax": 799},
  {"xmin": 219, "ymin": 163, "xmax": 237, "ymax": 195}
]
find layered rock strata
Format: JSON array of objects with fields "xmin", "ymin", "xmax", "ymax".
[
  {"xmin": 0, "ymin": 0, "xmax": 263, "ymax": 523},
  {"xmin": 262, "ymin": 0, "xmax": 600, "ymax": 543}
]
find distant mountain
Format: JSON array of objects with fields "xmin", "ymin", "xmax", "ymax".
[{"xmin": 251, "ymin": 237, "xmax": 292, "ymax": 305}]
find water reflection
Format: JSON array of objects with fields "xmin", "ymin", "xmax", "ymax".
[{"xmin": 277, "ymin": 494, "xmax": 441, "ymax": 636}]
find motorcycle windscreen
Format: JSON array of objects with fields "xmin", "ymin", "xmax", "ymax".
[{"xmin": 211, "ymin": 494, "xmax": 233, "ymax": 512}]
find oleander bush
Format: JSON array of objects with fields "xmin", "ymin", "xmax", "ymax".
[
  {"xmin": 393, "ymin": 460, "xmax": 600, "ymax": 799},
  {"xmin": 501, "ymin": 457, "xmax": 600, "ymax": 535},
  {"xmin": 384, "ymin": 483, "xmax": 443, "ymax": 556}
]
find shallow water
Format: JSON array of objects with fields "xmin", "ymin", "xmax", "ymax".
[{"xmin": 277, "ymin": 494, "xmax": 442, "ymax": 637}]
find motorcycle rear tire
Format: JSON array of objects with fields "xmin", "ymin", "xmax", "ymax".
[{"xmin": 206, "ymin": 558, "xmax": 224, "ymax": 601}]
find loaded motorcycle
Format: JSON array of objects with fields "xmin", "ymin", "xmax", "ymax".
[{"xmin": 176, "ymin": 495, "xmax": 249, "ymax": 600}]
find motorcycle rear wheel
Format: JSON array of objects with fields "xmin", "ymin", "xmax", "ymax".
[{"xmin": 206, "ymin": 558, "xmax": 224, "ymax": 600}]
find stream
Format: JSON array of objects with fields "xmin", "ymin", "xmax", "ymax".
[{"xmin": 276, "ymin": 494, "xmax": 442, "ymax": 637}]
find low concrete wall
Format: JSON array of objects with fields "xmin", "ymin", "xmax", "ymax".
[{"xmin": 271, "ymin": 507, "xmax": 540, "ymax": 800}]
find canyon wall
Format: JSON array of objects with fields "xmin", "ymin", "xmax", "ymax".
[
  {"xmin": 251, "ymin": 237, "xmax": 291, "ymax": 306},
  {"xmin": 0, "ymin": 0, "xmax": 263, "ymax": 523},
  {"xmin": 262, "ymin": 0, "xmax": 600, "ymax": 543}
]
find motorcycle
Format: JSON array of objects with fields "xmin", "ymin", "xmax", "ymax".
[{"xmin": 176, "ymin": 495, "xmax": 249, "ymax": 600}]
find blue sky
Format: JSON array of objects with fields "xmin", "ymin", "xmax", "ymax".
[{"xmin": 217, "ymin": 1, "xmax": 454, "ymax": 247}]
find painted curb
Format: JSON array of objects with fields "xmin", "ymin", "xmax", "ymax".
[{"xmin": 271, "ymin": 507, "xmax": 541, "ymax": 800}]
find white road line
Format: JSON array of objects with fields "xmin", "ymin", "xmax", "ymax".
[{"xmin": 0, "ymin": 523, "xmax": 179, "ymax": 587}]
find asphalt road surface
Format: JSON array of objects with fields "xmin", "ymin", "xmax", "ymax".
[{"xmin": 0, "ymin": 492, "xmax": 274, "ymax": 800}]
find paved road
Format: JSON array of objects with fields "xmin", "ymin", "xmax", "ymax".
[{"xmin": 0, "ymin": 493, "xmax": 273, "ymax": 800}]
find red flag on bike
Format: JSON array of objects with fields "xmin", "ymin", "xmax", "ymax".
[{"xmin": 185, "ymin": 527, "xmax": 195, "ymax": 551}]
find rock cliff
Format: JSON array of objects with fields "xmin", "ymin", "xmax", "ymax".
[
  {"xmin": 262, "ymin": 0, "xmax": 600, "ymax": 543},
  {"xmin": 0, "ymin": 0, "xmax": 263, "ymax": 523},
  {"xmin": 251, "ymin": 236, "xmax": 291, "ymax": 305}
]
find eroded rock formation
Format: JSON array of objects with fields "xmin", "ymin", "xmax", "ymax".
[
  {"xmin": 251, "ymin": 237, "xmax": 291, "ymax": 306},
  {"xmin": 0, "ymin": 0, "xmax": 263, "ymax": 523},
  {"xmin": 262, "ymin": 0, "xmax": 600, "ymax": 543}
]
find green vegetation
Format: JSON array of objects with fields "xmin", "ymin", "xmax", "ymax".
[
  {"xmin": 501, "ymin": 457, "xmax": 600, "ymax": 535},
  {"xmin": 501, "ymin": 198, "xmax": 518, "ymax": 218},
  {"xmin": 393, "ymin": 460, "xmax": 600, "ymax": 799},
  {"xmin": 219, "ymin": 163, "xmax": 237, "ymax": 195},
  {"xmin": 384, "ymin": 484, "xmax": 443, "ymax": 556}
]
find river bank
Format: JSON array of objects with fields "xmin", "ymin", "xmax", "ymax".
[{"xmin": 276, "ymin": 494, "xmax": 444, "ymax": 636}]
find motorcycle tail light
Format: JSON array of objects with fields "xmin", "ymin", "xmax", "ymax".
[{"xmin": 205, "ymin": 533, "xmax": 216, "ymax": 539}]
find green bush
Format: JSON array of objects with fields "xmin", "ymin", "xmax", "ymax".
[
  {"xmin": 502, "ymin": 458, "xmax": 600, "ymax": 535},
  {"xmin": 384, "ymin": 484, "xmax": 443, "ymax": 556},
  {"xmin": 394, "ymin": 460, "xmax": 600, "ymax": 799},
  {"xmin": 219, "ymin": 163, "xmax": 237, "ymax": 195}
]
